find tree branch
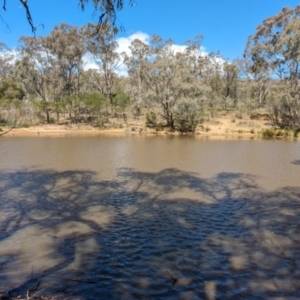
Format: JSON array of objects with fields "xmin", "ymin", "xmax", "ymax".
[{"xmin": 19, "ymin": 0, "xmax": 36, "ymax": 34}]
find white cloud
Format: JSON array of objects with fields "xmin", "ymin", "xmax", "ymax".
[
  {"xmin": 75, "ymin": 31, "xmax": 225, "ymax": 76},
  {"xmin": 82, "ymin": 52, "xmax": 99, "ymax": 71},
  {"xmin": 0, "ymin": 49, "xmax": 19, "ymax": 64},
  {"xmin": 115, "ymin": 31, "xmax": 150, "ymax": 56},
  {"xmin": 169, "ymin": 44, "xmax": 187, "ymax": 54},
  {"xmin": 83, "ymin": 31, "xmax": 151, "ymax": 75}
]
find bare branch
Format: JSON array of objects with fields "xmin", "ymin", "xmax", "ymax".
[{"xmin": 19, "ymin": 0, "xmax": 36, "ymax": 34}]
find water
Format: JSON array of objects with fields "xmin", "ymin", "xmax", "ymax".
[{"xmin": 0, "ymin": 135, "xmax": 300, "ymax": 299}]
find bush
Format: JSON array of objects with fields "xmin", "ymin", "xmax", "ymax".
[
  {"xmin": 275, "ymin": 130, "xmax": 290, "ymax": 138},
  {"xmin": 174, "ymin": 100, "xmax": 202, "ymax": 133},
  {"xmin": 146, "ymin": 112, "xmax": 157, "ymax": 128},
  {"xmin": 261, "ymin": 129, "xmax": 275, "ymax": 138},
  {"xmin": 294, "ymin": 128, "xmax": 300, "ymax": 138},
  {"xmin": 176, "ymin": 118, "xmax": 198, "ymax": 133},
  {"xmin": 113, "ymin": 92, "xmax": 131, "ymax": 113}
]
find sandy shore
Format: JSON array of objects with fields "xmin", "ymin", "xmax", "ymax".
[
  {"xmin": 1, "ymin": 126, "xmax": 126, "ymax": 137},
  {"xmin": 0, "ymin": 115, "xmax": 297, "ymax": 139}
]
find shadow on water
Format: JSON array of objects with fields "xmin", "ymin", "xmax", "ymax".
[
  {"xmin": 0, "ymin": 168, "xmax": 300, "ymax": 299},
  {"xmin": 291, "ymin": 159, "xmax": 300, "ymax": 165}
]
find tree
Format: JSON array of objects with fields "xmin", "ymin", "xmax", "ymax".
[
  {"xmin": 80, "ymin": 0, "xmax": 135, "ymax": 28},
  {"xmin": 244, "ymin": 5, "xmax": 300, "ymax": 128},
  {"xmin": 0, "ymin": 42, "xmax": 12, "ymax": 81},
  {"xmin": 1, "ymin": 0, "xmax": 135, "ymax": 34},
  {"xmin": 44, "ymin": 23, "xmax": 86, "ymax": 122},
  {"xmin": 85, "ymin": 23, "xmax": 120, "ymax": 110},
  {"xmin": 0, "ymin": 78, "xmax": 24, "ymax": 100},
  {"xmin": 124, "ymin": 38, "xmax": 149, "ymax": 115},
  {"xmin": 130, "ymin": 35, "xmax": 206, "ymax": 131},
  {"xmin": 17, "ymin": 36, "xmax": 53, "ymax": 123}
]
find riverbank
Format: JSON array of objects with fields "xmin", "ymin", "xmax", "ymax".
[{"xmin": 1, "ymin": 114, "xmax": 299, "ymax": 139}]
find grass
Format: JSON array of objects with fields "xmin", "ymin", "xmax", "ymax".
[
  {"xmin": 261, "ymin": 129, "xmax": 275, "ymax": 139},
  {"xmin": 261, "ymin": 128, "xmax": 295, "ymax": 139}
]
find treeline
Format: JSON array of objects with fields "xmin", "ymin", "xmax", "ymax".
[{"xmin": 0, "ymin": 5, "xmax": 300, "ymax": 131}]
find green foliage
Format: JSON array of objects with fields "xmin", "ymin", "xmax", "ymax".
[
  {"xmin": 175, "ymin": 118, "xmax": 198, "ymax": 133},
  {"xmin": 52, "ymin": 101, "xmax": 66, "ymax": 113},
  {"xmin": 0, "ymin": 118, "xmax": 7, "ymax": 126},
  {"xmin": 35, "ymin": 100, "xmax": 51, "ymax": 112},
  {"xmin": 294, "ymin": 129, "xmax": 300, "ymax": 138},
  {"xmin": 275, "ymin": 130, "xmax": 290, "ymax": 138},
  {"xmin": 261, "ymin": 129, "xmax": 275, "ymax": 139},
  {"xmin": 0, "ymin": 79, "xmax": 25, "ymax": 101},
  {"xmin": 113, "ymin": 91, "xmax": 131, "ymax": 112},
  {"xmin": 0, "ymin": 97, "xmax": 23, "ymax": 113},
  {"xmin": 145, "ymin": 112, "xmax": 157, "ymax": 128},
  {"xmin": 261, "ymin": 129, "xmax": 292, "ymax": 139},
  {"xmin": 245, "ymin": 6, "xmax": 300, "ymax": 129},
  {"xmin": 174, "ymin": 100, "xmax": 202, "ymax": 133},
  {"xmin": 82, "ymin": 93, "xmax": 109, "ymax": 111}
]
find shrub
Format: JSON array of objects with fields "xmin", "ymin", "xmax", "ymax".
[
  {"xmin": 146, "ymin": 112, "xmax": 157, "ymax": 128},
  {"xmin": 293, "ymin": 128, "xmax": 300, "ymax": 138},
  {"xmin": 261, "ymin": 129, "xmax": 275, "ymax": 138},
  {"xmin": 174, "ymin": 100, "xmax": 202, "ymax": 133}
]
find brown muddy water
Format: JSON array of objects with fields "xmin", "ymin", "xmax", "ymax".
[{"xmin": 0, "ymin": 135, "xmax": 300, "ymax": 299}]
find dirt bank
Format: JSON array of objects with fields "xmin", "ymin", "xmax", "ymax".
[{"xmin": 0, "ymin": 115, "xmax": 297, "ymax": 139}]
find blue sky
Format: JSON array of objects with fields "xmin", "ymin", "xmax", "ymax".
[{"xmin": 0, "ymin": 0, "xmax": 299, "ymax": 60}]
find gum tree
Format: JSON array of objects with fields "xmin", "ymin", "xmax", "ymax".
[
  {"xmin": 245, "ymin": 5, "xmax": 300, "ymax": 128},
  {"xmin": 85, "ymin": 23, "xmax": 120, "ymax": 110}
]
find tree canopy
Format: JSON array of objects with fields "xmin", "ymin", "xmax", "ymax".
[
  {"xmin": 245, "ymin": 5, "xmax": 300, "ymax": 128},
  {"xmin": 1, "ymin": 4, "xmax": 300, "ymax": 132}
]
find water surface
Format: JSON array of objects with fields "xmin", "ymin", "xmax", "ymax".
[{"xmin": 0, "ymin": 136, "xmax": 300, "ymax": 299}]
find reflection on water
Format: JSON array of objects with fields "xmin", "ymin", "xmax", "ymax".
[{"xmin": 0, "ymin": 137, "xmax": 300, "ymax": 299}]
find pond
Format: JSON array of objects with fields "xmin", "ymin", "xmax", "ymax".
[{"xmin": 0, "ymin": 136, "xmax": 300, "ymax": 299}]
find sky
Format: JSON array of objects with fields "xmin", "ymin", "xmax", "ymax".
[{"xmin": 0, "ymin": 0, "xmax": 299, "ymax": 60}]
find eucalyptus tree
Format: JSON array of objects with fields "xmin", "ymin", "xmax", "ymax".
[
  {"xmin": 79, "ymin": 0, "xmax": 135, "ymax": 26},
  {"xmin": 85, "ymin": 23, "xmax": 120, "ymax": 110},
  {"xmin": 17, "ymin": 36, "xmax": 53, "ymax": 123},
  {"xmin": 124, "ymin": 38, "xmax": 149, "ymax": 113},
  {"xmin": 44, "ymin": 23, "xmax": 86, "ymax": 122},
  {"xmin": 223, "ymin": 63, "xmax": 237, "ymax": 99},
  {"xmin": 233, "ymin": 57, "xmax": 271, "ymax": 112},
  {"xmin": 80, "ymin": 69, "xmax": 110, "ymax": 123},
  {"xmin": 136, "ymin": 35, "xmax": 206, "ymax": 131},
  {"xmin": 245, "ymin": 5, "xmax": 300, "ymax": 128},
  {"xmin": 0, "ymin": 43, "xmax": 12, "ymax": 81}
]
